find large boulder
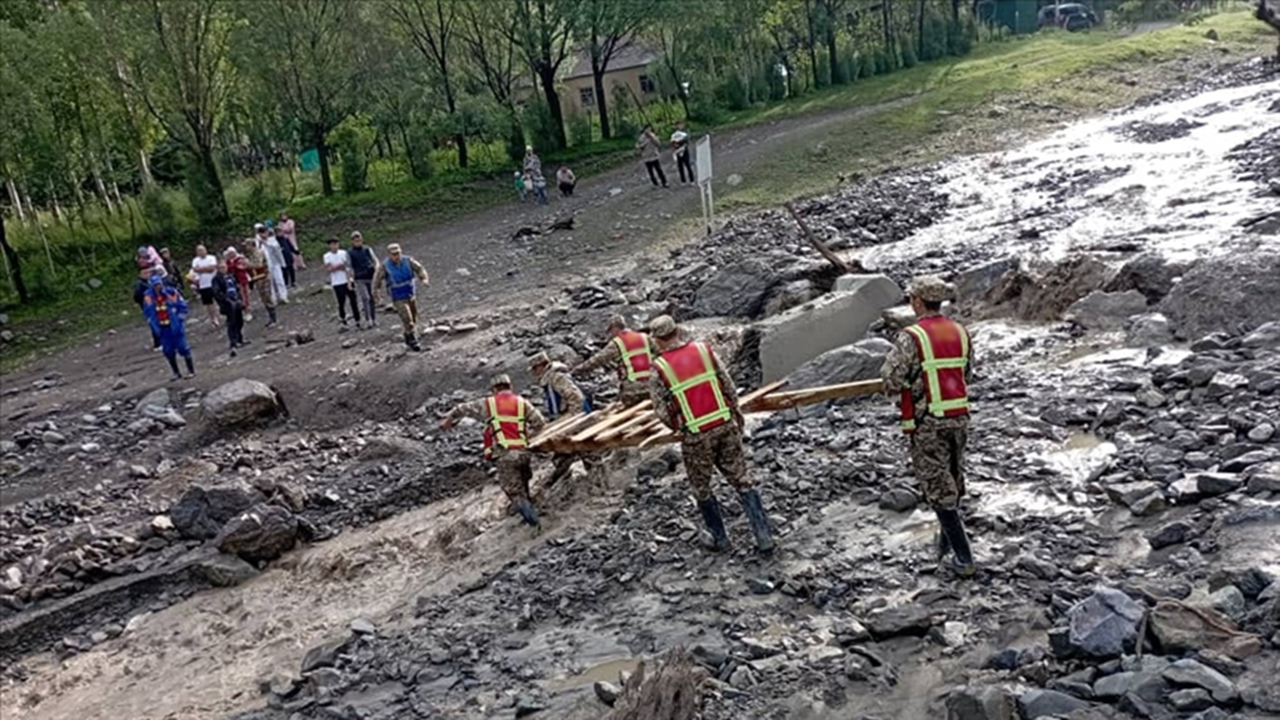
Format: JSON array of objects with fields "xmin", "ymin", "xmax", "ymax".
[
  {"xmin": 202, "ymin": 379, "xmax": 285, "ymax": 426},
  {"xmin": 216, "ymin": 504, "xmax": 299, "ymax": 562},
  {"xmin": 692, "ymin": 258, "xmax": 781, "ymax": 318},
  {"xmin": 1159, "ymin": 252, "xmax": 1280, "ymax": 339},
  {"xmin": 787, "ymin": 338, "xmax": 894, "ymax": 389},
  {"xmin": 1149, "ymin": 600, "xmax": 1260, "ymax": 660},
  {"xmin": 1125, "ymin": 312, "xmax": 1175, "ymax": 347},
  {"xmin": 946, "ymin": 685, "xmax": 1017, "ymax": 720},
  {"xmin": 170, "ymin": 481, "xmax": 267, "ymax": 539},
  {"xmin": 1054, "ymin": 587, "xmax": 1145, "ymax": 658},
  {"xmin": 1104, "ymin": 252, "xmax": 1187, "ymax": 303},
  {"xmin": 1066, "ymin": 290, "xmax": 1148, "ymax": 330}
]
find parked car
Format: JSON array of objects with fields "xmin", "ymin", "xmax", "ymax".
[{"xmin": 1037, "ymin": 3, "xmax": 1100, "ymax": 31}]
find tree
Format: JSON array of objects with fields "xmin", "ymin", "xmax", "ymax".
[
  {"xmin": 97, "ymin": 0, "xmax": 237, "ymax": 225},
  {"xmin": 578, "ymin": 0, "xmax": 647, "ymax": 140},
  {"xmin": 816, "ymin": 0, "xmax": 846, "ymax": 84},
  {"xmin": 386, "ymin": 0, "xmax": 469, "ymax": 168},
  {"xmin": 458, "ymin": 0, "xmax": 525, "ymax": 160},
  {"xmin": 0, "ymin": 214, "xmax": 28, "ymax": 303},
  {"xmin": 239, "ymin": 0, "xmax": 366, "ymax": 196},
  {"xmin": 505, "ymin": 0, "xmax": 576, "ymax": 151}
]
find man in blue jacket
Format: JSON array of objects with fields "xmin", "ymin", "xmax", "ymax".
[{"xmin": 142, "ymin": 271, "xmax": 196, "ymax": 380}]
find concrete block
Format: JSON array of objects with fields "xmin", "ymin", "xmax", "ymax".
[{"xmin": 757, "ymin": 274, "xmax": 901, "ymax": 384}]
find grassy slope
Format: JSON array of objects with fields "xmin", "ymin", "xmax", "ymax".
[{"xmin": 1, "ymin": 12, "xmax": 1272, "ymax": 373}]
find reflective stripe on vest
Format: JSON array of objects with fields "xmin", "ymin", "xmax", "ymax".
[
  {"xmin": 612, "ymin": 331, "xmax": 654, "ymax": 382},
  {"xmin": 483, "ymin": 393, "xmax": 528, "ymax": 458},
  {"xmin": 654, "ymin": 342, "xmax": 732, "ymax": 434},
  {"xmin": 899, "ymin": 389, "xmax": 917, "ymax": 434},
  {"xmin": 903, "ymin": 317, "xmax": 971, "ymax": 418},
  {"xmin": 384, "ymin": 258, "xmax": 416, "ymax": 301}
]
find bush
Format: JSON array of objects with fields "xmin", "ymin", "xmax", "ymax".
[
  {"xmin": 139, "ymin": 185, "xmax": 178, "ymax": 237},
  {"xmin": 858, "ymin": 51, "xmax": 877, "ymax": 78},
  {"xmin": 505, "ymin": 119, "xmax": 526, "ymax": 165},
  {"xmin": 921, "ymin": 11, "xmax": 950, "ymax": 61},
  {"xmin": 330, "ymin": 116, "xmax": 376, "ymax": 194},
  {"xmin": 948, "ymin": 15, "xmax": 975, "ymax": 56},
  {"xmin": 405, "ymin": 123, "xmax": 436, "ymax": 180},
  {"xmin": 568, "ymin": 111, "xmax": 594, "ymax": 146},
  {"xmin": 901, "ymin": 42, "xmax": 919, "ymax": 68},
  {"xmin": 715, "ymin": 73, "xmax": 750, "ymax": 111},
  {"xmin": 523, "ymin": 99, "xmax": 561, "ymax": 154}
]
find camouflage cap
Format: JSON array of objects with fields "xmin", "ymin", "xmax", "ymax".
[
  {"xmin": 908, "ymin": 275, "xmax": 955, "ymax": 303},
  {"xmin": 607, "ymin": 314, "xmax": 626, "ymax": 330},
  {"xmin": 649, "ymin": 315, "xmax": 678, "ymax": 339},
  {"xmin": 528, "ymin": 351, "xmax": 550, "ymax": 368},
  {"xmin": 490, "ymin": 374, "xmax": 512, "ymax": 388}
]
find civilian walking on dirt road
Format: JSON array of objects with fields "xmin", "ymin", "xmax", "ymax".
[
  {"xmin": 637, "ymin": 124, "xmax": 668, "ymax": 188},
  {"xmin": 323, "ymin": 237, "xmax": 360, "ymax": 330},
  {"xmin": 211, "ymin": 260, "xmax": 247, "ymax": 356},
  {"xmin": 280, "ymin": 211, "xmax": 303, "ymax": 274},
  {"xmin": 671, "ymin": 122, "xmax": 694, "ymax": 184},
  {"xmin": 372, "ymin": 242, "xmax": 429, "ymax": 352},
  {"xmin": 190, "ymin": 245, "xmax": 219, "ymax": 329},
  {"xmin": 347, "ymin": 231, "xmax": 379, "ymax": 328}
]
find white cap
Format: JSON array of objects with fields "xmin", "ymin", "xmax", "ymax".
[{"xmin": 253, "ymin": 223, "xmax": 265, "ymax": 231}]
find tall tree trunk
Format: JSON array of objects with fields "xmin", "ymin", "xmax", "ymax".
[
  {"xmin": 804, "ymin": 0, "xmax": 820, "ymax": 88},
  {"xmin": 918, "ymin": 0, "xmax": 928, "ymax": 60},
  {"xmin": 592, "ymin": 58, "xmax": 612, "ymax": 139},
  {"xmin": 6, "ymin": 178, "xmax": 25, "ymax": 224},
  {"xmin": 0, "ymin": 216, "xmax": 30, "ymax": 303},
  {"xmin": 453, "ymin": 133, "xmax": 469, "ymax": 168},
  {"xmin": 882, "ymin": 0, "xmax": 894, "ymax": 54},
  {"xmin": 191, "ymin": 145, "xmax": 231, "ymax": 225},
  {"xmin": 537, "ymin": 65, "xmax": 568, "ymax": 150},
  {"xmin": 952, "ymin": 0, "xmax": 961, "ymax": 22},
  {"xmin": 139, "ymin": 148, "xmax": 154, "ymax": 186},
  {"xmin": 316, "ymin": 131, "xmax": 334, "ymax": 196},
  {"xmin": 826, "ymin": 24, "xmax": 839, "ymax": 84}
]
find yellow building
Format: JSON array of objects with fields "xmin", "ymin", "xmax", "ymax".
[{"xmin": 559, "ymin": 45, "xmax": 660, "ymax": 116}]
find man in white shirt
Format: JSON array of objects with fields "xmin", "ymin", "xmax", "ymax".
[
  {"xmin": 190, "ymin": 244, "xmax": 220, "ymax": 328},
  {"xmin": 323, "ymin": 237, "xmax": 361, "ymax": 329}
]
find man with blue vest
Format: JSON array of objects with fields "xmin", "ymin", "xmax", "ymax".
[
  {"xmin": 881, "ymin": 275, "xmax": 976, "ymax": 578},
  {"xmin": 372, "ymin": 243, "xmax": 429, "ymax": 351},
  {"xmin": 141, "ymin": 271, "xmax": 196, "ymax": 381},
  {"xmin": 529, "ymin": 351, "xmax": 603, "ymax": 488}
]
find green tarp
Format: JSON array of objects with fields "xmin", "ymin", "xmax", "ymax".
[{"xmin": 300, "ymin": 148, "xmax": 320, "ymax": 172}]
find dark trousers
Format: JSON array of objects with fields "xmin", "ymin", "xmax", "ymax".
[
  {"xmin": 559, "ymin": 181, "xmax": 575, "ymax": 197},
  {"xmin": 644, "ymin": 160, "xmax": 667, "ymax": 187},
  {"xmin": 224, "ymin": 305, "xmax": 245, "ymax": 348},
  {"xmin": 281, "ymin": 262, "xmax": 296, "ymax": 288},
  {"xmin": 676, "ymin": 151, "xmax": 694, "ymax": 183},
  {"xmin": 333, "ymin": 284, "xmax": 360, "ymax": 323}
]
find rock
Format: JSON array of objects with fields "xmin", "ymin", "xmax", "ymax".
[
  {"xmin": 1057, "ymin": 588, "xmax": 1145, "ymax": 658},
  {"xmin": 692, "ymin": 258, "xmax": 780, "ymax": 318},
  {"xmin": 1135, "ymin": 386, "xmax": 1166, "ymax": 408},
  {"xmin": 1126, "ymin": 312, "xmax": 1174, "ymax": 347},
  {"xmin": 1205, "ymin": 28, "xmax": 1219, "ymax": 40},
  {"xmin": 931, "ymin": 621, "xmax": 968, "ymax": 648},
  {"xmin": 350, "ymin": 618, "xmax": 376, "ymax": 635},
  {"xmin": 1130, "ymin": 492, "xmax": 1167, "ymax": 517},
  {"xmin": 358, "ymin": 436, "xmax": 426, "ymax": 460},
  {"xmin": 1092, "ymin": 671, "xmax": 1166, "ymax": 701},
  {"xmin": 300, "ymin": 636, "xmax": 349, "ymax": 673},
  {"xmin": 170, "ymin": 482, "xmax": 267, "ymax": 540},
  {"xmin": 515, "ymin": 696, "xmax": 546, "ymax": 717},
  {"xmin": 1162, "ymin": 658, "xmax": 1237, "ymax": 703},
  {"xmin": 1147, "ymin": 521, "xmax": 1192, "ymax": 549},
  {"xmin": 1150, "ymin": 601, "xmax": 1255, "ymax": 658},
  {"xmin": 1017, "ymin": 689, "xmax": 1090, "ymax": 718},
  {"xmin": 594, "ymin": 680, "xmax": 621, "ymax": 706},
  {"xmin": 866, "ymin": 604, "xmax": 934, "ymax": 639},
  {"xmin": 1246, "ymin": 471, "xmax": 1280, "ymax": 494},
  {"xmin": 1169, "ymin": 688, "xmax": 1214, "ymax": 712},
  {"xmin": 762, "ymin": 279, "xmax": 815, "ymax": 317},
  {"xmin": 946, "ymin": 685, "xmax": 1017, "ymax": 720},
  {"xmin": 1210, "ymin": 567, "xmax": 1275, "ymax": 600},
  {"xmin": 1159, "ymin": 252, "xmax": 1280, "ymax": 340},
  {"xmin": 216, "ymin": 504, "xmax": 299, "ymax": 562},
  {"xmin": 137, "ymin": 388, "xmax": 171, "ymax": 413},
  {"xmin": 787, "ymin": 338, "xmax": 894, "ymax": 389},
  {"xmin": 1248, "ymin": 423, "xmax": 1276, "ymax": 443},
  {"xmin": 1207, "ymin": 371, "xmax": 1249, "ymax": 398},
  {"xmin": 1104, "ymin": 481, "xmax": 1163, "ymax": 509},
  {"xmin": 1066, "ymin": 290, "xmax": 1148, "ymax": 330},
  {"xmin": 202, "ymin": 379, "xmax": 285, "ymax": 426},
  {"xmin": 1238, "ymin": 671, "xmax": 1280, "ymax": 712},
  {"xmin": 194, "ymin": 553, "xmax": 260, "ymax": 587},
  {"xmin": 1208, "ymin": 585, "xmax": 1247, "ymax": 621},
  {"xmin": 746, "ymin": 577, "xmax": 775, "ymax": 594},
  {"xmin": 1241, "ymin": 321, "xmax": 1280, "ymax": 350},
  {"xmin": 954, "ymin": 257, "xmax": 1018, "ymax": 304},
  {"xmin": 1105, "ymin": 252, "xmax": 1186, "ymax": 303},
  {"xmin": 1222, "ymin": 450, "xmax": 1277, "ymax": 473},
  {"xmin": 878, "ymin": 487, "xmax": 919, "ymax": 513},
  {"xmin": 42, "ymin": 430, "xmax": 66, "ymax": 444}
]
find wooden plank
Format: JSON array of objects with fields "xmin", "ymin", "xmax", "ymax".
[
  {"xmin": 746, "ymin": 379, "xmax": 884, "ymax": 412},
  {"xmin": 597, "ymin": 411, "xmax": 662, "ymax": 442},
  {"xmin": 529, "ymin": 407, "xmax": 615, "ymax": 450},
  {"xmin": 738, "ymin": 379, "xmax": 789, "ymax": 407},
  {"xmin": 785, "ymin": 202, "xmax": 856, "ymax": 274},
  {"xmin": 568, "ymin": 400, "xmax": 652, "ymax": 443}
]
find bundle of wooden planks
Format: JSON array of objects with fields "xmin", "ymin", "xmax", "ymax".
[{"xmin": 530, "ymin": 378, "xmax": 885, "ymax": 454}]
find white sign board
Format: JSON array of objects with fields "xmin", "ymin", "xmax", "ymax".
[{"xmin": 695, "ymin": 134, "xmax": 713, "ymax": 184}]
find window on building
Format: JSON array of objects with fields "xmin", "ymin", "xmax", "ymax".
[
  {"xmin": 639, "ymin": 75, "xmax": 655, "ymax": 94},
  {"xmin": 579, "ymin": 87, "xmax": 596, "ymax": 107}
]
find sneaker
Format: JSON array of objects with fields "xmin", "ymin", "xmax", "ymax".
[
  {"xmin": 245, "ymin": 313, "xmax": 254, "ymax": 322},
  {"xmin": 169, "ymin": 374, "xmax": 182, "ymax": 382},
  {"xmin": 230, "ymin": 349, "xmax": 237, "ymax": 358},
  {"xmin": 943, "ymin": 558, "xmax": 977, "ymax": 578}
]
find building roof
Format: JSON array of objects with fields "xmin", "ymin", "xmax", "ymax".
[{"xmin": 563, "ymin": 43, "xmax": 657, "ymax": 81}]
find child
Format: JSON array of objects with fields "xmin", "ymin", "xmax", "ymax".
[
  {"xmin": 514, "ymin": 171, "xmax": 527, "ymax": 202},
  {"xmin": 532, "ymin": 171, "xmax": 549, "ymax": 205}
]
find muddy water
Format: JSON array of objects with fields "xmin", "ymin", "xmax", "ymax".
[{"xmin": 868, "ymin": 76, "xmax": 1280, "ymax": 267}]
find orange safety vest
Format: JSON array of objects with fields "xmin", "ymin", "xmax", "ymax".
[
  {"xmin": 612, "ymin": 330, "xmax": 653, "ymax": 383},
  {"xmin": 653, "ymin": 342, "xmax": 733, "ymax": 434},
  {"xmin": 900, "ymin": 315, "xmax": 971, "ymax": 433},
  {"xmin": 482, "ymin": 391, "xmax": 529, "ymax": 458}
]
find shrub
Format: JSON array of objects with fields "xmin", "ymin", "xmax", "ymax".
[
  {"xmin": 139, "ymin": 185, "xmax": 178, "ymax": 237},
  {"xmin": 901, "ymin": 42, "xmax": 919, "ymax": 68},
  {"xmin": 329, "ymin": 116, "xmax": 376, "ymax": 194},
  {"xmin": 568, "ymin": 111, "xmax": 594, "ymax": 146}
]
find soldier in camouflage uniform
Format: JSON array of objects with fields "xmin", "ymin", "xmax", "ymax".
[
  {"xmin": 440, "ymin": 374, "xmax": 547, "ymax": 528},
  {"xmin": 647, "ymin": 315, "xmax": 775, "ymax": 553},
  {"xmin": 529, "ymin": 352, "xmax": 603, "ymax": 487},
  {"xmin": 572, "ymin": 314, "xmax": 654, "ymax": 407},
  {"xmin": 880, "ymin": 276, "xmax": 976, "ymax": 577}
]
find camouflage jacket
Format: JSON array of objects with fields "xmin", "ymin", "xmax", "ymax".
[{"xmin": 880, "ymin": 312, "xmax": 975, "ymax": 424}]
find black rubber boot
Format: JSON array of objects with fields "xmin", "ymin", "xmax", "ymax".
[
  {"xmin": 183, "ymin": 355, "xmax": 196, "ymax": 377},
  {"xmin": 404, "ymin": 333, "xmax": 421, "ymax": 352},
  {"xmin": 165, "ymin": 354, "xmax": 181, "ymax": 380},
  {"xmin": 697, "ymin": 495, "xmax": 730, "ymax": 551},
  {"xmin": 515, "ymin": 498, "xmax": 540, "ymax": 529},
  {"xmin": 740, "ymin": 489, "xmax": 776, "ymax": 554},
  {"xmin": 936, "ymin": 508, "xmax": 975, "ymax": 577}
]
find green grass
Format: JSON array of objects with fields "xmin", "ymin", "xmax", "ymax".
[
  {"xmin": 1, "ymin": 11, "xmax": 1273, "ymax": 373},
  {"xmin": 717, "ymin": 11, "xmax": 1273, "ymax": 208}
]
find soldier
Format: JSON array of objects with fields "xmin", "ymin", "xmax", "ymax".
[
  {"xmin": 245, "ymin": 226, "xmax": 278, "ymax": 327},
  {"xmin": 440, "ymin": 374, "xmax": 547, "ymax": 529},
  {"xmin": 647, "ymin": 315, "xmax": 774, "ymax": 553},
  {"xmin": 572, "ymin": 314, "xmax": 654, "ymax": 407},
  {"xmin": 880, "ymin": 276, "xmax": 976, "ymax": 578},
  {"xmin": 372, "ymin": 243, "xmax": 430, "ymax": 351},
  {"xmin": 529, "ymin": 351, "xmax": 602, "ymax": 487}
]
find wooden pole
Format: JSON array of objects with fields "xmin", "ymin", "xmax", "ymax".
[{"xmin": 785, "ymin": 201, "xmax": 856, "ymax": 274}]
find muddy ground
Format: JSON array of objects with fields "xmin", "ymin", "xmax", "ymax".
[{"xmin": 1, "ymin": 49, "xmax": 1279, "ymax": 720}]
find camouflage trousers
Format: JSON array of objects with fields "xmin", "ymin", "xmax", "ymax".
[
  {"xmin": 909, "ymin": 416, "xmax": 969, "ymax": 510},
  {"xmin": 618, "ymin": 381, "xmax": 649, "ymax": 408},
  {"xmin": 494, "ymin": 449, "xmax": 534, "ymax": 504},
  {"xmin": 549, "ymin": 451, "xmax": 605, "ymax": 487},
  {"xmin": 680, "ymin": 421, "xmax": 754, "ymax": 501},
  {"xmin": 251, "ymin": 277, "xmax": 275, "ymax": 310},
  {"xmin": 393, "ymin": 298, "xmax": 419, "ymax": 335}
]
